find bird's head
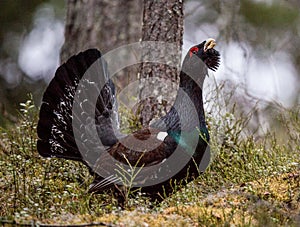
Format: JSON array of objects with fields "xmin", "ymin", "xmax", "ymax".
[{"xmin": 188, "ymin": 38, "xmax": 220, "ymax": 72}]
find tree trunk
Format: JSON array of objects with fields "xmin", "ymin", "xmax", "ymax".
[
  {"xmin": 60, "ymin": 0, "xmax": 184, "ymax": 128},
  {"xmin": 60, "ymin": 0, "xmax": 142, "ymax": 62},
  {"xmin": 138, "ymin": 0, "xmax": 184, "ymax": 126}
]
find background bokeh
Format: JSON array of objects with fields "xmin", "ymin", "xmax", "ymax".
[{"xmin": 0, "ymin": 0, "xmax": 299, "ymax": 128}]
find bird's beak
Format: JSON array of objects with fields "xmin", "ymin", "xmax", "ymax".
[{"xmin": 204, "ymin": 38, "xmax": 216, "ymax": 52}]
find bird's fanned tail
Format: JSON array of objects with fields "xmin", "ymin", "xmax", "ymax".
[{"xmin": 37, "ymin": 49, "xmax": 119, "ymax": 162}]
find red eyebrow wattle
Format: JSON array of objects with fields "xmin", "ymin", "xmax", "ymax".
[{"xmin": 189, "ymin": 46, "xmax": 199, "ymax": 57}]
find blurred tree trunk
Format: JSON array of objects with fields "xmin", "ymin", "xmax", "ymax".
[
  {"xmin": 60, "ymin": 0, "xmax": 142, "ymax": 62},
  {"xmin": 138, "ymin": 0, "xmax": 184, "ymax": 126},
  {"xmin": 60, "ymin": 0, "xmax": 184, "ymax": 128}
]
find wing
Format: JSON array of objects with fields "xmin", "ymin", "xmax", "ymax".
[{"xmin": 88, "ymin": 129, "xmax": 179, "ymax": 193}]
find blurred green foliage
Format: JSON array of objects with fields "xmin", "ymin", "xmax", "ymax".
[
  {"xmin": 0, "ymin": 0, "xmax": 65, "ymax": 127},
  {"xmin": 241, "ymin": 0, "xmax": 299, "ymax": 29},
  {"xmin": 0, "ymin": 0, "xmax": 45, "ymax": 58}
]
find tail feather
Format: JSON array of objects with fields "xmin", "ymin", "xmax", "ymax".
[{"xmin": 37, "ymin": 49, "xmax": 119, "ymax": 162}]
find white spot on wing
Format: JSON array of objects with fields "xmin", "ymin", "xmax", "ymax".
[{"xmin": 157, "ymin": 131, "xmax": 168, "ymax": 141}]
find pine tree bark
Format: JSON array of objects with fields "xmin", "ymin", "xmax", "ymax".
[
  {"xmin": 138, "ymin": 0, "xmax": 184, "ymax": 126},
  {"xmin": 60, "ymin": 0, "xmax": 142, "ymax": 62},
  {"xmin": 60, "ymin": 0, "xmax": 184, "ymax": 128}
]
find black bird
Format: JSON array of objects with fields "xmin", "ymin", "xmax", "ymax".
[{"xmin": 37, "ymin": 39, "xmax": 220, "ymax": 200}]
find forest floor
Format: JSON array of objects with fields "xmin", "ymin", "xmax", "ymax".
[{"xmin": 0, "ymin": 98, "xmax": 299, "ymax": 226}]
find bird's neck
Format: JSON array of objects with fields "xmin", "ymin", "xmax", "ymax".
[
  {"xmin": 178, "ymin": 71, "xmax": 205, "ymax": 124},
  {"xmin": 168, "ymin": 71, "xmax": 209, "ymax": 156},
  {"xmin": 168, "ymin": 65, "xmax": 206, "ymax": 131},
  {"xmin": 152, "ymin": 57, "xmax": 208, "ymax": 133}
]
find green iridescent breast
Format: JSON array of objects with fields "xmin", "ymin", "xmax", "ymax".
[{"xmin": 169, "ymin": 127, "xmax": 209, "ymax": 157}]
